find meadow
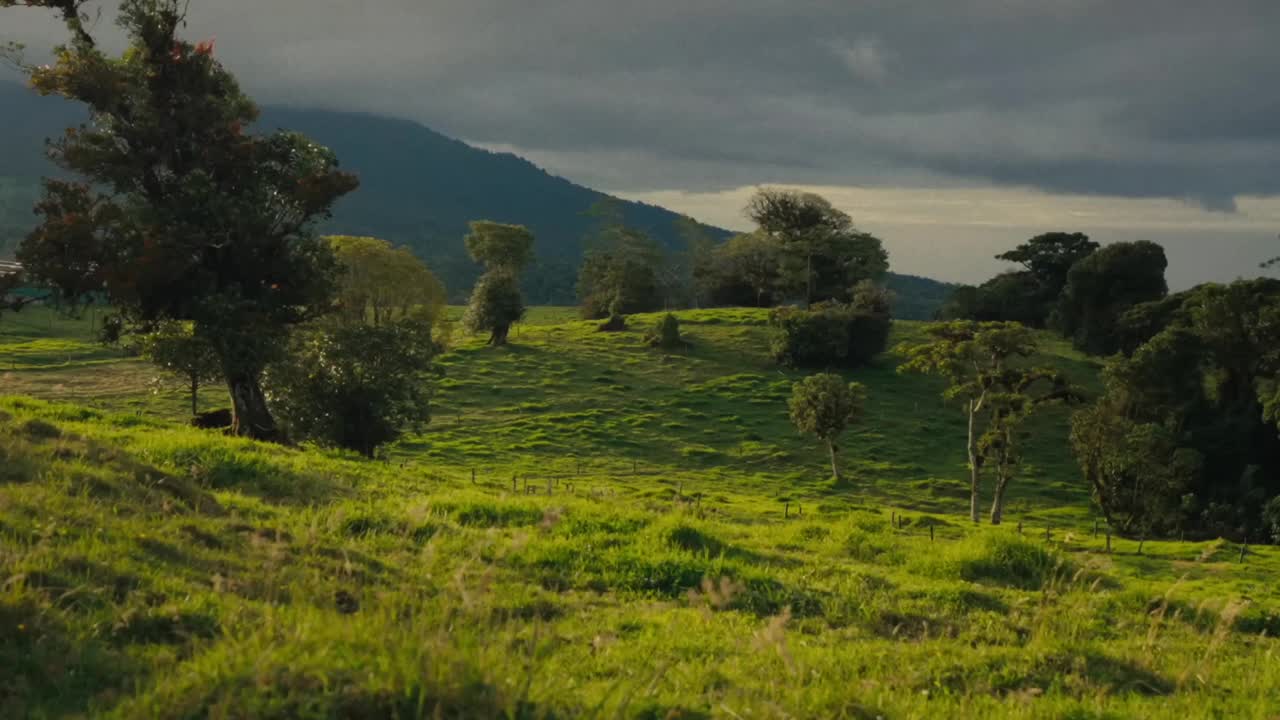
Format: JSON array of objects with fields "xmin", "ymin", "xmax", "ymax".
[{"xmin": 2, "ymin": 306, "xmax": 1278, "ymax": 718}]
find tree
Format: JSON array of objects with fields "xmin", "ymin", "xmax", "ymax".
[
  {"xmin": 328, "ymin": 236, "xmax": 446, "ymax": 327},
  {"xmin": 576, "ymin": 225, "xmax": 663, "ymax": 319},
  {"xmin": 5, "ymin": 0, "xmax": 358, "ymax": 440},
  {"xmin": 788, "ymin": 373, "xmax": 867, "ymax": 482},
  {"xmin": 746, "ymin": 188, "xmax": 887, "ymax": 306},
  {"xmin": 938, "ymin": 272, "xmax": 1046, "ymax": 326},
  {"xmin": 461, "ymin": 221, "xmax": 534, "ymax": 345},
  {"xmin": 710, "ymin": 231, "xmax": 782, "ymax": 307},
  {"xmin": 1070, "ymin": 279, "xmax": 1280, "ymax": 540},
  {"xmin": 0, "ymin": 266, "xmax": 35, "ymax": 322},
  {"xmin": 676, "ymin": 215, "xmax": 718, "ymax": 309},
  {"xmin": 464, "ymin": 221, "xmax": 535, "ymax": 274},
  {"xmin": 896, "ymin": 322, "xmax": 1038, "ymax": 523},
  {"xmin": 980, "ymin": 366, "xmax": 1082, "ymax": 524},
  {"xmin": 266, "ymin": 317, "xmax": 436, "ymax": 458},
  {"xmin": 139, "ymin": 322, "xmax": 223, "ymax": 417},
  {"xmin": 1056, "ymin": 241, "xmax": 1168, "ymax": 355},
  {"xmin": 464, "ymin": 271, "xmax": 525, "ymax": 345},
  {"xmin": 996, "ymin": 232, "xmax": 1099, "ymax": 325}
]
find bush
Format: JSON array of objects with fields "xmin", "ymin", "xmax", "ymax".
[
  {"xmin": 768, "ymin": 301, "xmax": 890, "ymax": 368},
  {"xmin": 645, "ymin": 313, "xmax": 686, "ymax": 350},
  {"xmin": 266, "ymin": 318, "xmax": 437, "ymax": 458}
]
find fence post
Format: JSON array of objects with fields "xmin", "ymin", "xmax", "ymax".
[
  {"xmin": 1240, "ymin": 541, "xmax": 1248, "ymax": 564},
  {"xmin": 471, "ymin": 468, "xmax": 476, "ymax": 485},
  {"xmin": 547, "ymin": 478, "xmax": 553, "ymax": 495},
  {"xmin": 1093, "ymin": 518, "xmax": 1099, "ymax": 537},
  {"xmin": 784, "ymin": 502, "xmax": 790, "ymax": 519},
  {"xmin": 930, "ymin": 525, "xmax": 935, "ymax": 542},
  {"xmin": 1045, "ymin": 525, "xmax": 1051, "ymax": 543},
  {"xmin": 1017, "ymin": 520, "xmax": 1023, "ymax": 535},
  {"xmin": 1106, "ymin": 529, "xmax": 1112, "ymax": 553},
  {"xmin": 632, "ymin": 459, "xmax": 637, "ymax": 475},
  {"xmin": 511, "ymin": 475, "xmax": 517, "ymax": 493}
]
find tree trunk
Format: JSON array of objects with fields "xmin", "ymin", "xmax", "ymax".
[
  {"xmin": 828, "ymin": 439, "xmax": 840, "ymax": 482},
  {"xmin": 226, "ymin": 372, "xmax": 279, "ymax": 441},
  {"xmin": 989, "ymin": 472, "xmax": 1010, "ymax": 525},
  {"xmin": 967, "ymin": 398, "xmax": 981, "ymax": 524},
  {"xmin": 491, "ymin": 323, "xmax": 510, "ymax": 346},
  {"xmin": 190, "ymin": 376, "xmax": 199, "ymax": 417}
]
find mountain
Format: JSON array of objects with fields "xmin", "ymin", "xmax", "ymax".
[{"xmin": 0, "ymin": 82, "xmax": 954, "ymax": 317}]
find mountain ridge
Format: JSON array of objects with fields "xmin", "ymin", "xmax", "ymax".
[{"xmin": 0, "ymin": 81, "xmax": 954, "ymax": 316}]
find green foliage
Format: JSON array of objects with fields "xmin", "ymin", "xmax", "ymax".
[
  {"xmin": 464, "ymin": 220, "xmax": 535, "ymax": 274},
  {"xmin": 577, "ymin": 225, "xmax": 664, "ymax": 319},
  {"xmin": 645, "ymin": 313, "xmax": 685, "ymax": 350},
  {"xmin": 1057, "ymin": 241, "xmax": 1169, "ymax": 355},
  {"xmin": 1072, "ymin": 278, "xmax": 1280, "ymax": 539},
  {"xmin": 9, "ymin": 1, "xmax": 358, "ymax": 439},
  {"xmin": 745, "ymin": 188, "xmax": 888, "ymax": 305},
  {"xmin": 789, "ymin": 373, "xmax": 867, "ymax": 480},
  {"xmin": 464, "ymin": 271, "xmax": 526, "ymax": 345},
  {"xmin": 708, "ymin": 230, "xmax": 782, "ymax": 307},
  {"xmin": 768, "ymin": 293, "xmax": 891, "ymax": 369},
  {"xmin": 138, "ymin": 322, "xmax": 223, "ymax": 416},
  {"xmin": 266, "ymin": 318, "xmax": 436, "ymax": 457},
  {"xmin": 328, "ymin": 235, "xmax": 447, "ymax": 328}
]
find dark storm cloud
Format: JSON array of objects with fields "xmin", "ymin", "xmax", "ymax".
[{"xmin": 4, "ymin": 0, "xmax": 1279, "ymax": 207}]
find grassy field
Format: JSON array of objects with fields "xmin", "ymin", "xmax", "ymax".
[{"xmin": 2, "ymin": 306, "xmax": 1279, "ymax": 718}]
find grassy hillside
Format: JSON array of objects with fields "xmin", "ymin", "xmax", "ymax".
[{"xmin": 2, "ymin": 307, "xmax": 1279, "ymax": 717}]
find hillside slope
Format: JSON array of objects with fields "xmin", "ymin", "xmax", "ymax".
[
  {"xmin": 0, "ymin": 82, "xmax": 956, "ymax": 316},
  {"xmin": 2, "ymin": 308, "xmax": 1279, "ymax": 717}
]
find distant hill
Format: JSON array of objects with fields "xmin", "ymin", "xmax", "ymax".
[{"xmin": 0, "ymin": 82, "xmax": 954, "ymax": 317}]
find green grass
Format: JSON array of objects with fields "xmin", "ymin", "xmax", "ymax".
[{"xmin": 2, "ymin": 307, "xmax": 1279, "ymax": 718}]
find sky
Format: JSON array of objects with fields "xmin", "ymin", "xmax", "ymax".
[{"xmin": 4, "ymin": 0, "xmax": 1278, "ymax": 287}]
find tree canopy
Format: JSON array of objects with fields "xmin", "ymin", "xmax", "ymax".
[
  {"xmin": 7, "ymin": 0, "xmax": 358, "ymax": 439},
  {"xmin": 788, "ymin": 373, "xmax": 867, "ymax": 483},
  {"xmin": 1056, "ymin": 241, "xmax": 1168, "ymax": 355},
  {"xmin": 328, "ymin": 236, "xmax": 446, "ymax": 327}
]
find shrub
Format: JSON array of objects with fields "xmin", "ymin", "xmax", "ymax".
[
  {"xmin": 645, "ymin": 313, "xmax": 686, "ymax": 350},
  {"xmin": 768, "ymin": 300, "xmax": 890, "ymax": 368},
  {"xmin": 266, "ymin": 318, "xmax": 436, "ymax": 458}
]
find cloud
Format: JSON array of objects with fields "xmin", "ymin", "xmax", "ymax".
[
  {"xmin": 832, "ymin": 37, "xmax": 889, "ymax": 84},
  {"xmin": 4, "ymin": 0, "xmax": 1279, "ymax": 210}
]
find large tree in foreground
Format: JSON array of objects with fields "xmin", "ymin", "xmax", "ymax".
[{"xmin": 4, "ymin": 0, "xmax": 358, "ymax": 439}]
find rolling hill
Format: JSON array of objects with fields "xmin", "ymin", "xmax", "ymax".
[
  {"xmin": 2, "ymin": 305, "xmax": 1279, "ymax": 717},
  {"xmin": 0, "ymin": 81, "xmax": 956, "ymax": 316}
]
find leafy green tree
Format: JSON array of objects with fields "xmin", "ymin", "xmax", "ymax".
[
  {"xmin": 1070, "ymin": 279, "xmax": 1280, "ymax": 539},
  {"xmin": 139, "ymin": 322, "xmax": 223, "ymax": 417},
  {"xmin": 745, "ymin": 188, "xmax": 886, "ymax": 306},
  {"xmin": 676, "ymin": 215, "xmax": 718, "ymax": 308},
  {"xmin": 464, "ymin": 271, "xmax": 525, "ymax": 345},
  {"xmin": 5, "ymin": 0, "xmax": 358, "ymax": 440},
  {"xmin": 464, "ymin": 221, "xmax": 535, "ymax": 274},
  {"xmin": 980, "ymin": 366, "xmax": 1082, "ymax": 524},
  {"xmin": 266, "ymin": 318, "xmax": 436, "ymax": 458},
  {"xmin": 788, "ymin": 373, "xmax": 867, "ymax": 482},
  {"xmin": 1056, "ymin": 241, "xmax": 1168, "ymax": 355},
  {"xmin": 1071, "ymin": 396, "xmax": 1201, "ymax": 538},
  {"xmin": 328, "ymin": 236, "xmax": 447, "ymax": 327},
  {"xmin": 576, "ymin": 225, "xmax": 663, "ymax": 319},
  {"xmin": 897, "ymin": 322, "xmax": 1038, "ymax": 523},
  {"xmin": 710, "ymin": 231, "xmax": 782, "ymax": 307},
  {"xmin": 0, "ymin": 266, "xmax": 34, "ymax": 322}
]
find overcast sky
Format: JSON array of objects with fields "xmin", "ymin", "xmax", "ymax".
[{"xmin": 4, "ymin": 0, "xmax": 1278, "ymax": 287}]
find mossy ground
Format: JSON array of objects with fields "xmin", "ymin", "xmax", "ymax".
[{"xmin": 1, "ymin": 306, "xmax": 1278, "ymax": 718}]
